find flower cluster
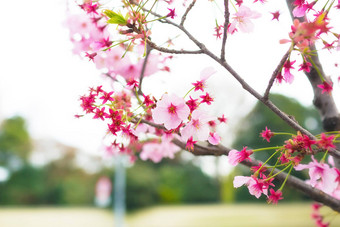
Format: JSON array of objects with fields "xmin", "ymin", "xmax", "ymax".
[
  {"xmin": 277, "ymin": 1, "xmax": 339, "ymax": 93},
  {"xmin": 65, "ymin": 0, "xmax": 171, "ymax": 81},
  {"xmin": 311, "ymin": 203, "xmax": 330, "ymax": 227},
  {"xmin": 229, "ymin": 127, "xmax": 339, "ymax": 204},
  {"xmin": 77, "ymin": 66, "xmax": 226, "ymax": 163}
]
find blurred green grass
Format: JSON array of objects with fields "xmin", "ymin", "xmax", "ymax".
[{"xmin": 0, "ymin": 203, "xmax": 339, "ymax": 227}]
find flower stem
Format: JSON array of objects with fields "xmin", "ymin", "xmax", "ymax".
[
  {"xmin": 279, "ymin": 164, "xmax": 294, "ymax": 191},
  {"xmin": 183, "ymin": 87, "xmax": 195, "ymax": 99},
  {"xmin": 266, "ymin": 162, "xmax": 292, "ymax": 182},
  {"xmin": 252, "ymin": 146, "xmax": 281, "ymax": 152},
  {"xmin": 308, "ymin": 56, "xmax": 325, "ymax": 82},
  {"xmin": 255, "ymin": 149, "xmax": 281, "ymax": 176},
  {"xmin": 321, "ymin": 149, "xmax": 329, "ymax": 163}
]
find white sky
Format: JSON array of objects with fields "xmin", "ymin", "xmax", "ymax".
[{"xmin": 0, "ymin": 0, "xmax": 339, "ymax": 175}]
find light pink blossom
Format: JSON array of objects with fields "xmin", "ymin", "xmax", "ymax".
[
  {"xmin": 295, "ymin": 156, "xmax": 338, "ymax": 194},
  {"xmin": 208, "ymin": 132, "xmax": 221, "ymax": 145},
  {"xmin": 228, "ymin": 6, "xmax": 261, "ymax": 34},
  {"xmin": 181, "ymin": 109, "xmax": 212, "ymax": 142},
  {"xmin": 233, "ymin": 176, "xmax": 268, "ymax": 198},
  {"xmin": 152, "ymin": 93, "xmax": 190, "ymax": 130},
  {"xmin": 140, "ymin": 136, "xmax": 180, "ymax": 163},
  {"xmin": 228, "ymin": 147, "xmax": 253, "ymax": 166}
]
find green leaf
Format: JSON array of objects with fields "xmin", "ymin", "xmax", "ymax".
[
  {"xmin": 104, "ymin": 10, "xmax": 127, "ymax": 26},
  {"xmin": 103, "ymin": 9, "xmax": 115, "ymax": 18}
]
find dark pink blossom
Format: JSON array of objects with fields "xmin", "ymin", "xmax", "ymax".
[
  {"xmin": 271, "ymin": 11, "xmax": 280, "ymax": 21},
  {"xmin": 260, "ymin": 127, "xmax": 274, "ymax": 142},
  {"xmin": 93, "ymin": 107, "xmax": 108, "ymax": 121},
  {"xmin": 283, "ymin": 59, "xmax": 296, "ymax": 83},
  {"xmin": 186, "ymin": 136, "xmax": 197, "ymax": 151},
  {"xmin": 317, "ymin": 81, "xmax": 333, "ymax": 94},
  {"xmin": 200, "ymin": 92, "xmax": 214, "ymax": 105},
  {"xmin": 167, "ymin": 8, "xmax": 176, "ymax": 19},
  {"xmin": 228, "ymin": 147, "xmax": 253, "ymax": 166},
  {"xmin": 317, "ymin": 133, "xmax": 336, "ymax": 150},
  {"xmin": 186, "ymin": 96, "xmax": 199, "ymax": 112},
  {"xmin": 99, "ymin": 91, "xmax": 114, "ymax": 104},
  {"xmin": 85, "ymin": 52, "xmax": 97, "ymax": 61},
  {"xmin": 218, "ymin": 114, "xmax": 227, "ymax": 123},
  {"xmin": 298, "ymin": 61, "xmax": 312, "ymax": 72},
  {"xmin": 267, "ymin": 189, "xmax": 283, "ymax": 204}
]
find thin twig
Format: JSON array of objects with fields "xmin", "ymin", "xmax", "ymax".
[
  {"xmin": 180, "ymin": 0, "xmax": 196, "ymax": 26},
  {"xmin": 220, "ymin": 0, "xmax": 229, "ymax": 61},
  {"xmin": 138, "ymin": 44, "xmax": 152, "ymax": 95},
  {"xmin": 146, "ymin": 39, "xmax": 203, "ymax": 54},
  {"xmin": 263, "ymin": 47, "xmax": 291, "ymax": 100}
]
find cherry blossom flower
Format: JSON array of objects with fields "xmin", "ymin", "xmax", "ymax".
[
  {"xmin": 283, "ymin": 59, "xmax": 296, "ymax": 83},
  {"xmin": 200, "ymin": 92, "xmax": 214, "ymax": 105},
  {"xmin": 298, "ymin": 61, "xmax": 312, "ymax": 72},
  {"xmin": 93, "ymin": 107, "xmax": 108, "ymax": 121},
  {"xmin": 208, "ymin": 132, "xmax": 221, "ymax": 145},
  {"xmin": 186, "ymin": 136, "xmax": 197, "ymax": 151},
  {"xmin": 143, "ymin": 95, "xmax": 155, "ymax": 107},
  {"xmin": 317, "ymin": 81, "xmax": 333, "ymax": 94},
  {"xmin": 276, "ymin": 71, "xmax": 284, "ymax": 83},
  {"xmin": 233, "ymin": 175, "xmax": 271, "ymax": 198},
  {"xmin": 186, "ymin": 96, "xmax": 199, "ymax": 112},
  {"xmin": 235, "ymin": 0, "xmax": 243, "ymax": 7},
  {"xmin": 218, "ymin": 114, "xmax": 227, "ymax": 123},
  {"xmin": 267, "ymin": 189, "xmax": 283, "ymax": 204},
  {"xmin": 99, "ymin": 91, "xmax": 114, "ymax": 104},
  {"xmin": 311, "ymin": 203, "xmax": 330, "ymax": 227},
  {"xmin": 192, "ymin": 67, "xmax": 216, "ymax": 92},
  {"xmin": 253, "ymin": 0, "xmax": 266, "ymax": 3},
  {"xmin": 292, "ymin": 1, "xmax": 315, "ymax": 18},
  {"xmin": 167, "ymin": 8, "xmax": 176, "ymax": 19},
  {"xmin": 214, "ymin": 25, "xmax": 224, "ymax": 39},
  {"xmin": 260, "ymin": 127, "xmax": 274, "ymax": 142},
  {"xmin": 228, "ymin": 147, "xmax": 253, "ymax": 166},
  {"xmin": 227, "ymin": 6, "xmax": 261, "ymax": 34},
  {"xmin": 126, "ymin": 78, "xmax": 139, "ymax": 90},
  {"xmin": 251, "ymin": 163, "xmax": 267, "ymax": 177},
  {"xmin": 271, "ymin": 11, "xmax": 280, "ymax": 21},
  {"xmin": 336, "ymin": 0, "xmax": 340, "ymax": 9},
  {"xmin": 295, "ymin": 156, "xmax": 338, "ymax": 194},
  {"xmin": 152, "ymin": 93, "xmax": 190, "ymax": 130},
  {"xmin": 317, "ymin": 133, "xmax": 336, "ymax": 150},
  {"xmin": 181, "ymin": 109, "xmax": 212, "ymax": 142},
  {"xmin": 85, "ymin": 52, "xmax": 97, "ymax": 61},
  {"xmin": 140, "ymin": 136, "xmax": 180, "ymax": 162}
]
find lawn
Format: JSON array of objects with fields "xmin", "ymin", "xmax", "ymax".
[{"xmin": 0, "ymin": 203, "xmax": 338, "ymax": 227}]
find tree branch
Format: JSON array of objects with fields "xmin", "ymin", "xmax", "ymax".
[
  {"xmin": 285, "ymin": 0, "xmax": 340, "ymax": 165},
  {"xmin": 220, "ymin": 0, "xmax": 229, "ymax": 61},
  {"xmin": 138, "ymin": 44, "xmax": 152, "ymax": 95},
  {"xmin": 143, "ymin": 4, "xmax": 340, "ymax": 158},
  {"xmin": 263, "ymin": 47, "xmax": 291, "ymax": 100},
  {"xmin": 180, "ymin": 0, "xmax": 196, "ymax": 27},
  {"xmin": 146, "ymin": 39, "xmax": 203, "ymax": 54},
  {"xmin": 170, "ymin": 132, "xmax": 340, "ymax": 213}
]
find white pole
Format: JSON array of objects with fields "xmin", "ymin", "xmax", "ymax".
[{"xmin": 114, "ymin": 154, "xmax": 126, "ymax": 227}]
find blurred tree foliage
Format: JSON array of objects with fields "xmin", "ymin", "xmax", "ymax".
[
  {"xmin": 230, "ymin": 94, "xmax": 322, "ymax": 202},
  {"xmin": 125, "ymin": 158, "xmax": 220, "ymax": 210},
  {"xmin": 0, "ymin": 116, "xmax": 32, "ymax": 167},
  {"xmin": 0, "ymin": 116, "xmax": 220, "ymax": 209}
]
